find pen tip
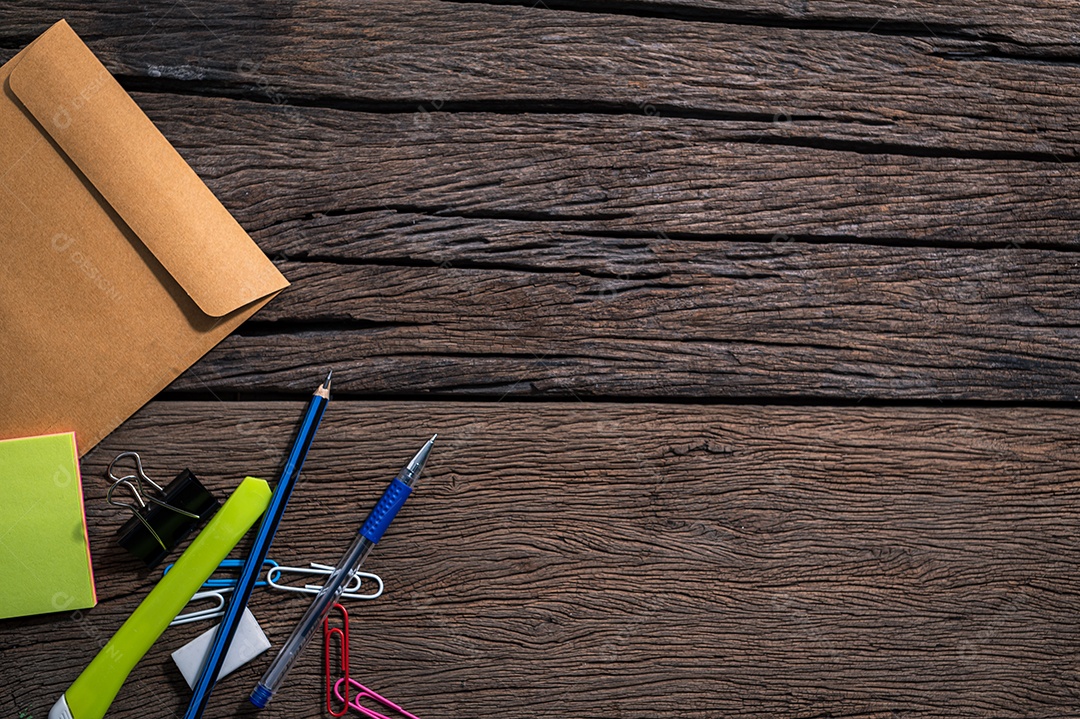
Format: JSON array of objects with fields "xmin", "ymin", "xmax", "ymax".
[
  {"xmin": 401, "ymin": 435, "xmax": 437, "ymax": 486},
  {"xmin": 323, "ymin": 369, "xmax": 333, "ymax": 390},
  {"xmin": 430, "ymin": 434, "xmax": 438, "ymax": 443}
]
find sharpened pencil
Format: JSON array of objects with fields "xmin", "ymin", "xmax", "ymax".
[{"xmin": 182, "ymin": 370, "xmax": 333, "ymax": 719}]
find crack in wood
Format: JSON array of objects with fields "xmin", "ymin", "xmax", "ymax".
[
  {"xmin": 115, "ymin": 78, "xmax": 1077, "ymax": 163},
  {"xmin": 438, "ymin": 0, "xmax": 1044, "ymax": 47}
]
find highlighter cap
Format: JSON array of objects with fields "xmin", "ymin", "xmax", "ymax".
[{"xmin": 48, "ymin": 694, "xmax": 73, "ymax": 719}]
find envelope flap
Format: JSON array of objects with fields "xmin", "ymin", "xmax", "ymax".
[{"xmin": 6, "ymin": 20, "xmax": 288, "ymax": 317}]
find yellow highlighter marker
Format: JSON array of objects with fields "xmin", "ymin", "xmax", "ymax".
[{"xmin": 48, "ymin": 476, "xmax": 272, "ymax": 719}]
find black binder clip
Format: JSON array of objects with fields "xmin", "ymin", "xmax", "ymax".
[{"xmin": 106, "ymin": 452, "xmax": 220, "ymax": 567}]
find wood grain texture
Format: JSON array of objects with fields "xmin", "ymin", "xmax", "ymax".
[
  {"xmin": 169, "ymin": 244, "xmax": 1080, "ymax": 401},
  {"xmin": 1, "ymin": 2, "xmax": 1078, "ymax": 717},
  {"xmin": 125, "ymin": 94, "xmax": 1080, "ymax": 246},
  {"xmin": 2, "ymin": 402, "xmax": 1079, "ymax": 718},
  {"xmin": 452, "ymin": 0, "xmax": 1080, "ymax": 49},
  {"xmin": 63, "ymin": 90, "xmax": 1068, "ymax": 401},
  {"xmin": 2, "ymin": 0, "xmax": 1079, "ymax": 156}
]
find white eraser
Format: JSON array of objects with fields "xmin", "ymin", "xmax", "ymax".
[{"xmin": 171, "ymin": 607, "xmax": 271, "ymax": 689}]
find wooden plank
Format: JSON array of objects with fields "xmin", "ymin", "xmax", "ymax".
[
  {"xmin": 120, "ymin": 92, "xmax": 1080, "ymax": 401},
  {"xmin": 139, "ymin": 88, "xmax": 1080, "ymax": 403},
  {"xmin": 455, "ymin": 0, "xmax": 1080, "ymax": 49},
  {"xmin": 805, "ymin": 0, "xmax": 1080, "ymax": 47},
  {"xmin": 10, "ymin": 0, "xmax": 1077, "ymax": 49},
  {"xmin": 3, "ymin": 401, "xmax": 1079, "ymax": 717},
  {"xmin": 0, "ymin": 83, "xmax": 1074, "ymax": 401},
  {"xmin": 170, "ymin": 243, "xmax": 1080, "ymax": 400},
  {"xmin": 131, "ymin": 93, "xmax": 1080, "ymax": 246},
  {"xmin": 2, "ymin": 1, "xmax": 1079, "ymax": 156}
]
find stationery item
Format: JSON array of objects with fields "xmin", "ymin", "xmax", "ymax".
[
  {"xmin": 251, "ymin": 435, "xmax": 435, "ymax": 709},
  {"xmin": 165, "ymin": 558, "xmax": 274, "ymax": 627},
  {"xmin": 47, "ymin": 476, "xmax": 272, "ymax": 719},
  {"xmin": 325, "ymin": 603, "xmax": 350, "ymax": 717},
  {"xmin": 324, "ymin": 604, "xmax": 421, "ymax": 719},
  {"xmin": 166, "ymin": 550, "xmax": 274, "ymax": 626},
  {"xmin": 171, "ymin": 608, "xmax": 271, "ymax": 689},
  {"xmin": 0, "ymin": 432, "xmax": 94, "ymax": 620},
  {"xmin": 172, "ymin": 587, "xmax": 235, "ymax": 627},
  {"xmin": 333, "ymin": 679, "xmax": 422, "ymax": 719},
  {"xmin": 169, "ymin": 560, "xmax": 382, "ymax": 626},
  {"xmin": 0, "ymin": 20, "xmax": 289, "ymax": 456},
  {"xmin": 107, "ymin": 452, "xmax": 219, "ymax": 566},
  {"xmin": 267, "ymin": 562, "xmax": 384, "ymax": 600},
  {"xmin": 165, "ymin": 558, "xmax": 279, "ymax": 588},
  {"xmin": 184, "ymin": 372, "xmax": 333, "ymax": 719}
]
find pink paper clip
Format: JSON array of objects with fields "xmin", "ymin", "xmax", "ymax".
[
  {"xmin": 324, "ymin": 603, "xmax": 350, "ymax": 717},
  {"xmin": 332, "ymin": 677, "xmax": 421, "ymax": 719}
]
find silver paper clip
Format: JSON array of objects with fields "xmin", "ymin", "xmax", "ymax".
[
  {"xmin": 267, "ymin": 563, "xmax": 384, "ymax": 601},
  {"xmin": 169, "ymin": 560, "xmax": 383, "ymax": 626},
  {"xmin": 106, "ymin": 451, "xmax": 200, "ymax": 550},
  {"xmin": 172, "ymin": 588, "xmax": 234, "ymax": 626}
]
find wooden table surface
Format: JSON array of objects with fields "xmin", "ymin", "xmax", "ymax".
[{"xmin": 4, "ymin": 2, "xmax": 1080, "ymax": 717}]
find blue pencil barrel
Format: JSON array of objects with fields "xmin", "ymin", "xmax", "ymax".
[{"xmin": 182, "ymin": 378, "xmax": 330, "ymax": 719}]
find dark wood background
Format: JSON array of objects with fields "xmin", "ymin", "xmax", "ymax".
[{"xmin": 3, "ymin": 1, "xmax": 1080, "ymax": 717}]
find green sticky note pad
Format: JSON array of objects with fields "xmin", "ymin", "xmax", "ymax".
[{"xmin": 0, "ymin": 432, "xmax": 96, "ymax": 619}]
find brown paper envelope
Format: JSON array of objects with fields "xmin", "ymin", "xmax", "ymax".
[{"xmin": 0, "ymin": 20, "xmax": 290, "ymax": 455}]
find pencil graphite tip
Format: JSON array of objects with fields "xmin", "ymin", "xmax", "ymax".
[{"xmin": 314, "ymin": 369, "xmax": 332, "ymax": 399}]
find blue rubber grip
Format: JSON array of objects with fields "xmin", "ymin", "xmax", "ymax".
[{"xmin": 360, "ymin": 478, "xmax": 413, "ymax": 543}]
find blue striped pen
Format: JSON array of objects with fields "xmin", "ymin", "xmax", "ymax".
[{"xmin": 182, "ymin": 370, "xmax": 333, "ymax": 719}]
